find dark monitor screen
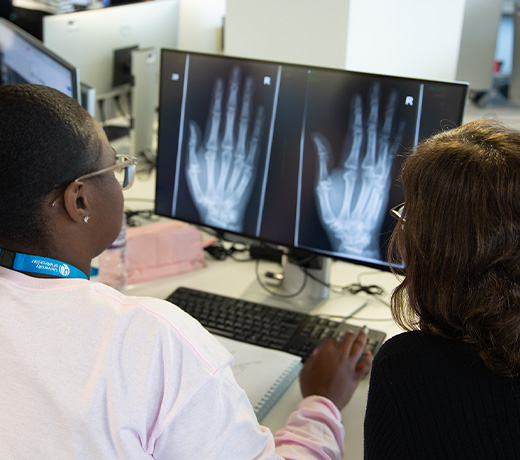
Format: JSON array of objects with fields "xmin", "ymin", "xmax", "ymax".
[
  {"xmin": 0, "ymin": 18, "xmax": 80, "ymax": 101},
  {"xmin": 155, "ymin": 49, "xmax": 469, "ymax": 272}
]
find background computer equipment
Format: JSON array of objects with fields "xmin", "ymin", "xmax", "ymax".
[
  {"xmin": 154, "ymin": 50, "xmax": 469, "ymax": 301},
  {"xmin": 0, "ymin": 18, "xmax": 80, "ymax": 101},
  {"xmin": 80, "ymin": 81, "xmax": 96, "ymax": 117},
  {"xmin": 42, "ymin": 0, "xmax": 180, "ymax": 120},
  {"xmin": 130, "ymin": 47, "xmax": 159, "ymax": 163},
  {"xmin": 70, "ymin": 0, "xmax": 91, "ymax": 9},
  {"xmin": 113, "ymin": 45, "xmax": 138, "ymax": 88},
  {"xmin": 455, "ymin": 0, "xmax": 502, "ymax": 93}
]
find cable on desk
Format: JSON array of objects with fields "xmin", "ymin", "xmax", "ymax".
[
  {"xmin": 135, "ymin": 149, "xmax": 156, "ymax": 176},
  {"xmin": 255, "ymin": 258, "xmax": 309, "ymax": 298},
  {"xmin": 342, "ymin": 283, "xmax": 384, "ymax": 296},
  {"xmin": 250, "ymin": 249, "xmax": 389, "ymax": 302},
  {"xmin": 203, "ymin": 240, "xmax": 252, "ymax": 262},
  {"xmin": 318, "ymin": 312, "xmax": 395, "ymax": 323},
  {"xmin": 124, "ymin": 209, "xmax": 161, "ymax": 227},
  {"xmin": 355, "ymin": 270, "xmax": 394, "ymax": 308},
  {"xmin": 301, "ymin": 264, "xmax": 387, "ymax": 301}
]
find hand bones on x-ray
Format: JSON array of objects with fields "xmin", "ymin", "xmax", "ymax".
[
  {"xmin": 312, "ymin": 83, "xmax": 404, "ymax": 258},
  {"xmin": 186, "ymin": 66, "xmax": 264, "ymax": 232}
]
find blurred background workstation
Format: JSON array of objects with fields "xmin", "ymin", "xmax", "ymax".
[{"xmin": 0, "ymin": 0, "xmax": 519, "ymax": 458}]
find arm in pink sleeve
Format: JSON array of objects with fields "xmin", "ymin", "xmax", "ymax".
[{"xmin": 274, "ymin": 396, "xmax": 344, "ymax": 460}]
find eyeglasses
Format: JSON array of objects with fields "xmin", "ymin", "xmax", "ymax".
[
  {"xmin": 75, "ymin": 154, "xmax": 137, "ymax": 190},
  {"xmin": 51, "ymin": 154, "xmax": 138, "ymax": 207},
  {"xmin": 390, "ymin": 202, "xmax": 405, "ymax": 223}
]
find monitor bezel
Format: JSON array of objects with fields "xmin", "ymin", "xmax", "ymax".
[
  {"xmin": 155, "ymin": 48, "xmax": 470, "ymax": 272},
  {"xmin": 0, "ymin": 18, "xmax": 80, "ymax": 102}
]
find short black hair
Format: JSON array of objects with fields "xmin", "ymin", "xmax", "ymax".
[{"xmin": 0, "ymin": 84, "xmax": 102, "ymax": 248}]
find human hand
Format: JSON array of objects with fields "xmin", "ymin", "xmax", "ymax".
[
  {"xmin": 186, "ymin": 66, "xmax": 264, "ymax": 232},
  {"xmin": 312, "ymin": 82, "xmax": 404, "ymax": 258},
  {"xmin": 299, "ymin": 328, "xmax": 372, "ymax": 410}
]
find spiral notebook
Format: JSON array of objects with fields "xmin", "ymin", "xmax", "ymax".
[{"xmin": 216, "ymin": 336, "xmax": 303, "ymax": 423}]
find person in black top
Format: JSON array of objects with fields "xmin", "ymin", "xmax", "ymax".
[{"xmin": 364, "ymin": 119, "xmax": 520, "ymax": 459}]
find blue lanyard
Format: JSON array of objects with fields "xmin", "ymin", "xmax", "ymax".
[{"xmin": 0, "ymin": 248, "xmax": 88, "ymax": 280}]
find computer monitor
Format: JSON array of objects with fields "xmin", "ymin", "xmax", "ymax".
[
  {"xmin": 42, "ymin": 0, "xmax": 179, "ymax": 99},
  {"xmin": 0, "ymin": 18, "xmax": 80, "ymax": 101},
  {"xmin": 155, "ymin": 50, "xmax": 469, "ymax": 300}
]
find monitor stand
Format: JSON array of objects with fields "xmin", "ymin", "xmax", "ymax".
[
  {"xmin": 282, "ymin": 251, "xmax": 330, "ymax": 301},
  {"xmin": 239, "ymin": 249, "xmax": 331, "ymax": 313}
]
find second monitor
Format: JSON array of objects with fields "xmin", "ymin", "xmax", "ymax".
[{"xmin": 0, "ymin": 18, "xmax": 79, "ymax": 101}]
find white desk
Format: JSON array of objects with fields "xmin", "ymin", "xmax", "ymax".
[{"xmin": 126, "ymin": 245, "xmax": 403, "ymax": 459}]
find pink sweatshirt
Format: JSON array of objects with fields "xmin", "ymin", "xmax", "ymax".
[{"xmin": 0, "ymin": 267, "xmax": 344, "ymax": 459}]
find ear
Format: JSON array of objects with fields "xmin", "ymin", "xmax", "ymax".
[{"xmin": 63, "ymin": 181, "xmax": 90, "ymax": 224}]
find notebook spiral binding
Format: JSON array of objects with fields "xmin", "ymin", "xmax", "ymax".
[{"xmin": 254, "ymin": 360, "xmax": 303, "ymax": 423}]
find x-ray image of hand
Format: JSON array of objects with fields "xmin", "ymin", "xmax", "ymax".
[
  {"xmin": 312, "ymin": 83, "xmax": 404, "ymax": 259},
  {"xmin": 186, "ymin": 66, "xmax": 264, "ymax": 232}
]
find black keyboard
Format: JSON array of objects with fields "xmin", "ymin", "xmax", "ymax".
[{"xmin": 166, "ymin": 287, "xmax": 386, "ymax": 361}]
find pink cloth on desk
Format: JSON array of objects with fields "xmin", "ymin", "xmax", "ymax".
[{"xmin": 126, "ymin": 220, "xmax": 206, "ymax": 284}]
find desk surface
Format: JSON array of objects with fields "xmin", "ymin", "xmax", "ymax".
[{"xmin": 127, "ymin": 245, "xmax": 403, "ymax": 460}]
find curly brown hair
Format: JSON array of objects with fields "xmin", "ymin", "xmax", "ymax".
[{"xmin": 389, "ymin": 119, "xmax": 520, "ymax": 377}]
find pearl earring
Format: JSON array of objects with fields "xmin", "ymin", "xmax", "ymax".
[{"xmin": 83, "ymin": 216, "xmax": 90, "ymax": 224}]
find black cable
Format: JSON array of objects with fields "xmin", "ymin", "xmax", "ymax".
[
  {"xmin": 203, "ymin": 240, "xmax": 228, "ymax": 260},
  {"xmin": 255, "ymin": 258, "xmax": 308, "ymax": 298},
  {"xmin": 124, "ymin": 209, "xmax": 160, "ymax": 227},
  {"xmin": 342, "ymin": 283, "xmax": 384, "ymax": 296},
  {"xmin": 300, "ymin": 264, "xmax": 388, "ymax": 302},
  {"xmin": 203, "ymin": 240, "xmax": 252, "ymax": 262},
  {"xmin": 318, "ymin": 313, "xmax": 394, "ymax": 322}
]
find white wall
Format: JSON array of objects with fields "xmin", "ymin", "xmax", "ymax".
[
  {"xmin": 224, "ymin": 0, "xmax": 468, "ymax": 81},
  {"xmin": 177, "ymin": 0, "xmax": 226, "ymax": 54},
  {"xmin": 178, "ymin": 0, "xmax": 508, "ymax": 87},
  {"xmin": 455, "ymin": 0, "xmax": 502, "ymax": 91},
  {"xmin": 224, "ymin": 0, "xmax": 350, "ymax": 69},
  {"xmin": 345, "ymin": 0, "xmax": 465, "ymax": 80}
]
